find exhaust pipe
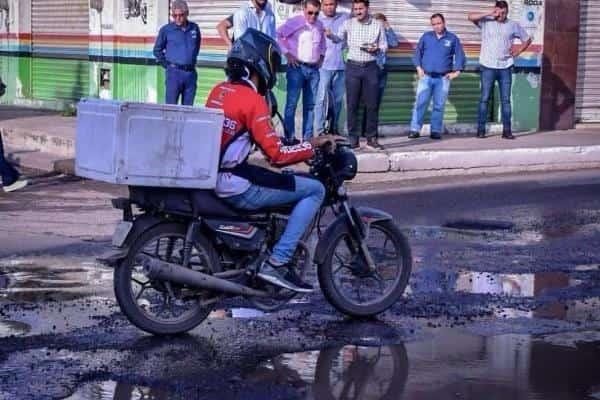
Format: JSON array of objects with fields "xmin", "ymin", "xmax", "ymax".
[{"xmin": 141, "ymin": 256, "xmax": 270, "ymax": 298}]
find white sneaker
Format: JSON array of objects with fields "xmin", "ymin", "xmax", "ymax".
[{"xmin": 3, "ymin": 179, "xmax": 28, "ymax": 193}]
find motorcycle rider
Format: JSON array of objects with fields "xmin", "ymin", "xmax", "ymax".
[{"xmin": 206, "ymin": 29, "xmax": 337, "ymax": 293}]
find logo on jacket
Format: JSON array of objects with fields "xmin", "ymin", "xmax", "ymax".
[{"xmin": 444, "ymin": 40, "xmax": 452, "ymax": 47}]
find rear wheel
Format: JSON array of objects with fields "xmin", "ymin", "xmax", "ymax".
[
  {"xmin": 318, "ymin": 220, "xmax": 412, "ymax": 317},
  {"xmin": 114, "ymin": 223, "xmax": 221, "ymax": 335}
]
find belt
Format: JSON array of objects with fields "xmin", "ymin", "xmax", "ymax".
[
  {"xmin": 346, "ymin": 59, "xmax": 376, "ymax": 67},
  {"xmin": 425, "ymin": 71, "xmax": 449, "ymax": 78},
  {"xmin": 168, "ymin": 63, "xmax": 196, "ymax": 72},
  {"xmin": 298, "ymin": 61, "xmax": 319, "ymax": 68}
]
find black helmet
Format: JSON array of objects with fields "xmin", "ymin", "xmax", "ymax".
[{"xmin": 226, "ymin": 28, "xmax": 282, "ymax": 95}]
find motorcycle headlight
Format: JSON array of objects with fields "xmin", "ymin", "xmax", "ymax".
[{"xmin": 332, "ymin": 145, "xmax": 357, "ymax": 181}]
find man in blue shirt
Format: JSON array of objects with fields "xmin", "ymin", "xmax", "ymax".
[
  {"xmin": 153, "ymin": 0, "xmax": 201, "ymax": 105},
  {"xmin": 409, "ymin": 13, "xmax": 465, "ymax": 140}
]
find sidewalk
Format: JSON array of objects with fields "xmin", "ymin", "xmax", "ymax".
[{"xmin": 1, "ymin": 105, "xmax": 600, "ymax": 181}]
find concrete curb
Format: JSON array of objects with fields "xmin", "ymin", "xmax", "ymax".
[{"xmin": 3, "ymin": 122, "xmax": 600, "ymax": 180}]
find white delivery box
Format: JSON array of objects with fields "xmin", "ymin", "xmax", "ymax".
[{"xmin": 75, "ymin": 98, "xmax": 224, "ymax": 189}]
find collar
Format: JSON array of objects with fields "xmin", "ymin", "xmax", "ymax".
[
  {"xmin": 434, "ymin": 30, "xmax": 448, "ymax": 39},
  {"xmin": 172, "ymin": 21, "xmax": 191, "ymax": 31},
  {"xmin": 242, "ymin": 77, "xmax": 258, "ymax": 92},
  {"xmin": 247, "ymin": 0, "xmax": 269, "ymax": 13},
  {"xmin": 355, "ymin": 15, "xmax": 373, "ymax": 25}
]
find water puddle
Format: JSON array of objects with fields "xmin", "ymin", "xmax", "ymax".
[
  {"xmin": 208, "ymin": 308, "xmax": 266, "ymax": 320},
  {"xmin": 0, "ymin": 257, "xmax": 112, "ymax": 302},
  {"xmin": 63, "ymin": 380, "xmax": 170, "ymax": 399},
  {"xmin": 444, "ymin": 219, "xmax": 514, "ymax": 231},
  {"xmin": 0, "ymin": 319, "xmax": 31, "ymax": 337},
  {"xmin": 455, "ymin": 270, "xmax": 573, "ymax": 297},
  {"xmin": 454, "ymin": 269, "xmax": 600, "ymax": 321},
  {"xmin": 66, "ymin": 330, "xmax": 600, "ymax": 400}
]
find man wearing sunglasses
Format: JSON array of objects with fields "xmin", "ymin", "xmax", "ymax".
[
  {"xmin": 153, "ymin": 0, "xmax": 201, "ymax": 105},
  {"xmin": 277, "ymin": 0, "xmax": 326, "ymax": 144}
]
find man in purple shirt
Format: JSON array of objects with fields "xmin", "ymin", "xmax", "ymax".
[
  {"xmin": 314, "ymin": 0, "xmax": 349, "ymax": 136},
  {"xmin": 277, "ymin": 0, "xmax": 326, "ymax": 142}
]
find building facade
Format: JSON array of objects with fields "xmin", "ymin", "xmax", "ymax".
[{"xmin": 0, "ymin": 0, "xmax": 592, "ymax": 132}]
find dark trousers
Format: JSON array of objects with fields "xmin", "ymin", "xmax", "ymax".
[
  {"xmin": 0, "ymin": 133, "xmax": 19, "ymax": 186},
  {"xmin": 362, "ymin": 68, "xmax": 387, "ymax": 136},
  {"xmin": 478, "ymin": 65, "xmax": 512, "ymax": 134},
  {"xmin": 345, "ymin": 61, "xmax": 380, "ymax": 140},
  {"xmin": 165, "ymin": 66, "xmax": 197, "ymax": 106}
]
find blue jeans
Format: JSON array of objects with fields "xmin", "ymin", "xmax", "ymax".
[
  {"xmin": 410, "ymin": 75, "xmax": 451, "ymax": 134},
  {"xmin": 478, "ymin": 66, "xmax": 512, "ymax": 133},
  {"xmin": 223, "ymin": 176, "xmax": 325, "ymax": 263},
  {"xmin": 284, "ymin": 65, "xmax": 320, "ymax": 141},
  {"xmin": 165, "ymin": 66, "xmax": 197, "ymax": 105},
  {"xmin": 314, "ymin": 69, "xmax": 345, "ymax": 135},
  {"xmin": 0, "ymin": 133, "xmax": 18, "ymax": 187}
]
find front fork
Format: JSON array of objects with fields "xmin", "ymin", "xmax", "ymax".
[{"xmin": 340, "ymin": 200, "xmax": 378, "ymax": 273}]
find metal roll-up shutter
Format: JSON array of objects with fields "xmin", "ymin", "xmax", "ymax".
[
  {"xmin": 373, "ymin": 0, "xmax": 493, "ymax": 124},
  {"xmin": 576, "ymin": 0, "xmax": 600, "ymax": 122},
  {"xmin": 31, "ymin": 0, "xmax": 89, "ymax": 102},
  {"xmin": 186, "ymin": 0, "xmax": 242, "ymax": 39}
]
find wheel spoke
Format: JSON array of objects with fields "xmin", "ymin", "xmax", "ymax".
[
  {"xmin": 135, "ymin": 284, "xmax": 148, "ymax": 300},
  {"xmin": 131, "ymin": 278, "xmax": 147, "ymax": 286}
]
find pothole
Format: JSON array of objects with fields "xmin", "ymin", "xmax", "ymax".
[{"xmin": 443, "ymin": 219, "xmax": 515, "ymax": 231}]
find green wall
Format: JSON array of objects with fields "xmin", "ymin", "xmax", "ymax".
[{"xmin": 0, "ymin": 55, "xmax": 541, "ymax": 131}]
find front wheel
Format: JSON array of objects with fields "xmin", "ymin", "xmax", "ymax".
[{"xmin": 318, "ymin": 219, "xmax": 412, "ymax": 317}]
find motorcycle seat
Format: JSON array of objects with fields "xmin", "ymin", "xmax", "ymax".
[{"xmin": 128, "ymin": 186, "xmax": 294, "ymax": 219}]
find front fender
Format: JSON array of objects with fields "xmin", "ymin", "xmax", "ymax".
[
  {"xmin": 355, "ymin": 206, "xmax": 393, "ymax": 225},
  {"xmin": 313, "ymin": 207, "xmax": 392, "ymax": 265}
]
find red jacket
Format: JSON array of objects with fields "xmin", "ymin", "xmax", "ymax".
[{"xmin": 206, "ymin": 81, "xmax": 314, "ymax": 167}]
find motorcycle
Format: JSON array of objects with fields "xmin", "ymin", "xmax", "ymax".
[{"xmin": 102, "ymin": 123, "xmax": 412, "ymax": 336}]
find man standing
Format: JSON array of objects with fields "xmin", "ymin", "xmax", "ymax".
[
  {"xmin": 361, "ymin": 13, "xmax": 399, "ymax": 138},
  {"xmin": 278, "ymin": 0, "xmax": 326, "ymax": 142},
  {"xmin": 153, "ymin": 0, "xmax": 201, "ymax": 105},
  {"xmin": 469, "ymin": 1, "xmax": 531, "ymax": 139},
  {"xmin": 0, "ymin": 133, "xmax": 28, "ymax": 193},
  {"xmin": 327, "ymin": 0, "xmax": 387, "ymax": 150},
  {"xmin": 216, "ymin": 14, "xmax": 235, "ymax": 50},
  {"xmin": 314, "ymin": 0, "xmax": 349, "ymax": 136},
  {"xmin": 0, "ymin": 80, "xmax": 28, "ymax": 193},
  {"xmin": 409, "ymin": 13, "xmax": 465, "ymax": 140},
  {"xmin": 233, "ymin": 0, "xmax": 276, "ymax": 40}
]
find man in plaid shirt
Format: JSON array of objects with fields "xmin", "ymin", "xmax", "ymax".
[{"xmin": 326, "ymin": 0, "xmax": 387, "ymax": 150}]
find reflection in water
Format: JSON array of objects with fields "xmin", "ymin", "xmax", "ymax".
[
  {"xmin": 0, "ymin": 257, "xmax": 112, "ymax": 302},
  {"xmin": 454, "ymin": 269, "xmax": 600, "ymax": 320},
  {"xmin": 0, "ymin": 319, "xmax": 31, "ymax": 337},
  {"xmin": 64, "ymin": 380, "xmax": 169, "ymax": 400},
  {"xmin": 66, "ymin": 330, "xmax": 600, "ymax": 400},
  {"xmin": 246, "ymin": 345, "xmax": 409, "ymax": 400}
]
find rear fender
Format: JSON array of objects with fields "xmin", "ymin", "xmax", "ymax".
[
  {"xmin": 97, "ymin": 214, "xmax": 164, "ymax": 268},
  {"xmin": 313, "ymin": 207, "xmax": 392, "ymax": 265}
]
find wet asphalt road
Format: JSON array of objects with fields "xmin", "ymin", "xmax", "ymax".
[{"xmin": 1, "ymin": 170, "xmax": 600, "ymax": 399}]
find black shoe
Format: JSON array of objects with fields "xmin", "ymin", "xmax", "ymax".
[
  {"xmin": 365, "ymin": 138, "xmax": 385, "ymax": 151},
  {"xmin": 502, "ymin": 132, "xmax": 515, "ymax": 139},
  {"xmin": 476, "ymin": 131, "xmax": 486, "ymax": 138},
  {"xmin": 430, "ymin": 132, "xmax": 442, "ymax": 140},
  {"xmin": 257, "ymin": 259, "xmax": 314, "ymax": 293},
  {"xmin": 408, "ymin": 131, "xmax": 420, "ymax": 139},
  {"xmin": 283, "ymin": 268, "xmax": 313, "ymax": 292},
  {"xmin": 350, "ymin": 138, "xmax": 360, "ymax": 149}
]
